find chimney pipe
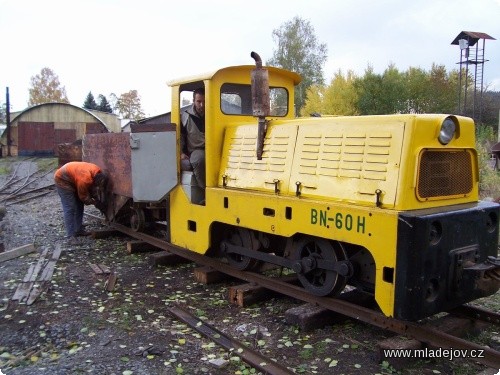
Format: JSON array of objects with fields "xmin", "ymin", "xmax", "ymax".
[{"xmin": 250, "ymin": 52, "xmax": 270, "ymax": 160}]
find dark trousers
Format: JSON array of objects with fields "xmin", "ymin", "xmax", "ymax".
[
  {"xmin": 56, "ymin": 186, "xmax": 84, "ymax": 237},
  {"xmin": 190, "ymin": 149, "xmax": 206, "ymax": 188}
]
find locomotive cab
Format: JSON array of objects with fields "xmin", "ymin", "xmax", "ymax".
[{"xmin": 166, "ymin": 60, "xmax": 301, "ymax": 252}]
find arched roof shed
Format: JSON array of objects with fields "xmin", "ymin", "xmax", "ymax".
[{"xmin": 2, "ymin": 102, "xmax": 112, "ymax": 156}]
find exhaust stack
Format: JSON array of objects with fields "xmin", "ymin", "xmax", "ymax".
[{"xmin": 250, "ymin": 52, "xmax": 270, "ymax": 160}]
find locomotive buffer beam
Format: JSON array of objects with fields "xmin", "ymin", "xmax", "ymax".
[{"xmin": 220, "ymin": 241, "xmax": 353, "ymax": 277}]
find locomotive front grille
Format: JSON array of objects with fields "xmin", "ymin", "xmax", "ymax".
[{"xmin": 417, "ymin": 150, "xmax": 473, "ymax": 200}]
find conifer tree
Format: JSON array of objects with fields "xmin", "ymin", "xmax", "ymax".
[
  {"xmin": 97, "ymin": 94, "xmax": 113, "ymax": 113},
  {"xmin": 83, "ymin": 91, "xmax": 97, "ymax": 110}
]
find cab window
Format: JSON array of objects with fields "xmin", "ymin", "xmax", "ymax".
[{"xmin": 220, "ymin": 83, "xmax": 289, "ymax": 116}]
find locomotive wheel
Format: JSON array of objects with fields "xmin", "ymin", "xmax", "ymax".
[
  {"xmin": 130, "ymin": 207, "xmax": 146, "ymax": 232},
  {"xmin": 291, "ymin": 237, "xmax": 348, "ymax": 296},
  {"xmin": 226, "ymin": 228, "xmax": 258, "ymax": 271}
]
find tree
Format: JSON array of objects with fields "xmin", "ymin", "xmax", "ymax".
[
  {"xmin": 109, "ymin": 93, "xmax": 119, "ymax": 113},
  {"xmin": 83, "ymin": 92, "xmax": 97, "ymax": 110},
  {"xmin": 115, "ymin": 90, "xmax": 145, "ymax": 120},
  {"xmin": 303, "ymin": 62, "xmax": 499, "ymax": 126},
  {"xmin": 302, "ymin": 84, "xmax": 325, "ymax": 116},
  {"xmin": 404, "ymin": 67, "xmax": 430, "ymax": 114},
  {"xmin": 426, "ymin": 64, "xmax": 456, "ymax": 114},
  {"xmin": 482, "ymin": 90, "xmax": 500, "ymax": 126},
  {"xmin": 28, "ymin": 67, "xmax": 69, "ymax": 106},
  {"xmin": 303, "ymin": 70, "xmax": 359, "ymax": 116},
  {"xmin": 267, "ymin": 16, "xmax": 327, "ymax": 116},
  {"xmin": 379, "ymin": 64, "xmax": 407, "ymax": 114},
  {"xmin": 354, "ymin": 66, "xmax": 385, "ymax": 115},
  {"xmin": 96, "ymin": 94, "xmax": 113, "ymax": 113},
  {"xmin": 322, "ymin": 70, "xmax": 359, "ymax": 115}
]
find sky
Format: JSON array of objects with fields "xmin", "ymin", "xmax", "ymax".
[{"xmin": 1, "ymin": 0, "xmax": 499, "ymax": 117}]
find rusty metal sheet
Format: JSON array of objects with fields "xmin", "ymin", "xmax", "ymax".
[
  {"xmin": 82, "ymin": 132, "xmax": 132, "ymax": 198},
  {"xmin": 57, "ymin": 142, "xmax": 82, "ymax": 166},
  {"xmin": 131, "ymin": 123, "xmax": 176, "ymax": 133}
]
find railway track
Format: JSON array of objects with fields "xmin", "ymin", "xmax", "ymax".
[
  {"xmin": 99, "ymin": 220, "xmax": 500, "ymax": 369},
  {"xmin": 0, "ymin": 159, "xmax": 55, "ymax": 206}
]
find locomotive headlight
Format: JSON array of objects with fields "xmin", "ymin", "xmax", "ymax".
[{"xmin": 438, "ymin": 118, "xmax": 456, "ymax": 145}]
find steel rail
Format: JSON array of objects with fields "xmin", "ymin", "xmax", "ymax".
[
  {"xmin": 0, "ymin": 176, "xmax": 22, "ymax": 194},
  {"xmin": 2, "ymin": 183, "xmax": 55, "ymax": 205},
  {"xmin": 169, "ymin": 305, "xmax": 294, "ymax": 375},
  {"xmin": 0, "ymin": 167, "xmax": 55, "ymax": 203},
  {"xmin": 5, "ymin": 190, "xmax": 53, "ymax": 206},
  {"xmin": 0, "ymin": 163, "xmax": 23, "ymax": 192},
  {"xmin": 10, "ymin": 167, "xmax": 56, "ymax": 195},
  {"xmin": 108, "ymin": 221, "xmax": 500, "ymax": 368},
  {"xmin": 450, "ymin": 305, "xmax": 500, "ymax": 326}
]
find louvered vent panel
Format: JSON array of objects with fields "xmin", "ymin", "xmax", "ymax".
[{"xmin": 296, "ymin": 133, "xmax": 392, "ymax": 181}]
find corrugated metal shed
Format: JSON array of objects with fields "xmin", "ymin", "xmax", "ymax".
[
  {"xmin": 138, "ymin": 113, "xmax": 171, "ymax": 125},
  {"xmin": 121, "ymin": 113, "xmax": 171, "ymax": 132},
  {"xmin": 0, "ymin": 102, "xmax": 112, "ymax": 156}
]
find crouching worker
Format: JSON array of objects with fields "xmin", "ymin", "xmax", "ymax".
[{"xmin": 54, "ymin": 161, "xmax": 107, "ymax": 240}]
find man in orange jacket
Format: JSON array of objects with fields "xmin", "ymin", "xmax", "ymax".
[{"xmin": 54, "ymin": 161, "xmax": 107, "ymax": 240}]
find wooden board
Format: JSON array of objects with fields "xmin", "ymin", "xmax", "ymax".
[
  {"xmin": 89, "ymin": 263, "xmax": 111, "ymax": 274},
  {"xmin": 228, "ymin": 283, "xmax": 274, "ymax": 307},
  {"xmin": 127, "ymin": 240, "xmax": 161, "ymax": 254},
  {"xmin": 193, "ymin": 266, "xmax": 228, "ymax": 284},
  {"xmin": 148, "ymin": 251, "xmax": 190, "ymax": 267},
  {"xmin": 0, "ymin": 244, "xmax": 36, "ymax": 263},
  {"xmin": 11, "ymin": 245, "xmax": 62, "ymax": 305}
]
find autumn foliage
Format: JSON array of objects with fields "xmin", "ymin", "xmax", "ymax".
[{"xmin": 28, "ymin": 67, "xmax": 69, "ymax": 106}]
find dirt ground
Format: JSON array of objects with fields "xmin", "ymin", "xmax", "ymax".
[{"xmin": 0, "ymin": 158, "xmax": 499, "ymax": 375}]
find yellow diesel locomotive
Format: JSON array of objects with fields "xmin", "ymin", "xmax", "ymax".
[{"xmin": 83, "ymin": 52, "xmax": 500, "ymax": 321}]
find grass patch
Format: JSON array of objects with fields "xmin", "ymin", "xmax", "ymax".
[
  {"xmin": 0, "ymin": 157, "xmax": 16, "ymax": 175},
  {"xmin": 35, "ymin": 157, "xmax": 58, "ymax": 172},
  {"xmin": 0, "ymin": 164, "xmax": 10, "ymax": 175}
]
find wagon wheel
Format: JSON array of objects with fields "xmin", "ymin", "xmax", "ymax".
[
  {"xmin": 226, "ymin": 228, "xmax": 259, "ymax": 271},
  {"xmin": 130, "ymin": 207, "xmax": 146, "ymax": 232},
  {"xmin": 291, "ymin": 236, "xmax": 348, "ymax": 296}
]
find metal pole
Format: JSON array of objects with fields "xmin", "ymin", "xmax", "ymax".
[
  {"xmin": 464, "ymin": 47, "xmax": 469, "ymax": 116},
  {"xmin": 473, "ymin": 43, "xmax": 479, "ymax": 120},
  {"xmin": 6, "ymin": 87, "xmax": 11, "ymax": 157},
  {"xmin": 479, "ymin": 38, "xmax": 486, "ymax": 124},
  {"xmin": 458, "ymin": 50, "xmax": 463, "ymax": 113}
]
